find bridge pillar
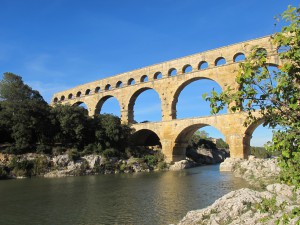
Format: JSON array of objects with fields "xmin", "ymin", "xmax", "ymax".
[
  {"xmin": 119, "ymin": 99, "xmax": 134, "ymax": 124},
  {"xmin": 88, "ymin": 108, "xmax": 96, "ymax": 117},
  {"xmin": 86, "ymin": 100, "xmax": 98, "ymax": 117},
  {"xmin": 172, "ymin": 142, "xmax": 188, "ymax": 162},
  {"xmin": 161, "ymin": 96, "xmax": 175, "ymax": 121},
  {"xmin": 160, "ymin": 139, "xmax": 187, "ymax": 163},
  {"xmin": 120, "ymin": 109, "xmax": 134, "ymax": 124},
  {"xmin": 225, "ymin": 133, "xmax": 250, "ymax": 159}
]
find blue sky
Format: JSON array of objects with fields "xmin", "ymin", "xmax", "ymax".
[{"xmin": 1, "ymin": 0, "xmax": 298, "ymax": 146}]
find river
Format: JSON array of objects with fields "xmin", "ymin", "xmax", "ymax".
[{"xmin": 0, "ymin": 165, "xmax": 249, "ymax": 225}]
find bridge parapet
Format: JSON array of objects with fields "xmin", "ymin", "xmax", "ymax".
[
  {"xmin": 52, "ymin": 35, "xmax": 279, "ymax": 105},
  {"xmin": 52, "ymin": 36, "xmax": 276, "ymax": 162}
]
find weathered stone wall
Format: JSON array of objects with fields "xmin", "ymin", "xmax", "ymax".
[{"xmin": 51, "ymin": 36, "xmax": 280, "ymax": 162}]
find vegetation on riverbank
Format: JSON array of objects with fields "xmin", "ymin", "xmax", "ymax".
[
  {"xmin": 0, "ymin": 150, "xmax": 167, "ymax": 179},
  {"xmin": 0, "ymin": 72, "xmax": 170, "ymax": 178},
  {"xmin": 0, "ymin": 71, "xmax": 231, "ymax": 178}
]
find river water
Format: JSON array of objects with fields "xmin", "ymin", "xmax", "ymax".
[{"xmin": 0, "ymin": 165, "xmax": 248, "ymax": 225}]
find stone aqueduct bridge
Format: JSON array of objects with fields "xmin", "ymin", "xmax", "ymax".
[{"xmin": 52, "ymin": 36, "xmax": 281, "ymax": 162}]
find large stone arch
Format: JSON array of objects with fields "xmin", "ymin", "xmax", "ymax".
[
  {"xmin": 130, "ymin": 129, "xmax": 162, "ymax": 147},
  {"xmin": 72, "ymin": 100, "xmax": 94, "ymax": 116},
  {"xmin": 127, "ymin": 87, "xmax": 162, "ymax": 123},
  {"xmin": 73, "ymin": 101, "xmax": 89, "ymax": 107},
  {"xmin": 242, "ymin": 118, "xmax": 265, "ymax": 155},
  {"xmin": 172, "ymin": 123, "xmax": 226, "ymax": 160},
  {"xmin": 171, "ymin": 77, "xmax": 223, "ymax": 119},
  {"xmin": 95, "ymin": 94, "xmax": 121, "ymax": 115}
]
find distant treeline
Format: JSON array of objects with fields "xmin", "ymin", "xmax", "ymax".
[{"xmin": 250, "ymin": 146, "xmax": 280, "ymax": 159}]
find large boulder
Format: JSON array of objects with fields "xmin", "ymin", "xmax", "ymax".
[
  {"xmin": 220, "ymin": 157, "xmax": 280, "ymax": 188},
  {"xmin": 219, "ymin": 157, "xmax": 242, "ymax": 171},
  {"xmin": 169, "ymin": 160, "xmax": 194, "ymax": 171},
  {"xmin": 186, "ymin": 146, "xmax": 229, "ymax": 165}
]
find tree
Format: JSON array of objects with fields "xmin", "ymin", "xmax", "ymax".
[
  {"xmin": 94, "ymin": 114, "xmax": 131, "ymax": 151},
  {"xmin": 189, "ymin": 130, "xmax": 209, "ymax": 146},
  {"xmin": 50, "ymin": 105, "xmax": 132, "ymax": 152},
  {"xmin": 0, "ymin": 73, "xmax": 52, "ymax": 151},
  {"xmin": 0, "ymin": 73, "xmax": 133, "ymax": 155},
  {"xmin": 50, "ymin": 104, "xmax": 89, "ymax": 149},
  {"xmin": 0, "ymin": 102, "xmax": 13, "ymax": 143},
  {"xmin": 216, "ymin": 138, "xmax": 229, "ymax": 149},
  {"xmin": 204, "ymin": 6, "xmax": 300, "ymax": 187}
]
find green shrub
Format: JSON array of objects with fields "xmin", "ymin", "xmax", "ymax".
[
  {"xmin": 103, "ymin": 160, "xmax": 113, "ymax": 171},
  {"xmin": 0, "ymin": 166, "xmax": 8, "ymax": 179},
  {"xmin": 143, "ymin": 155, "xmax": 158, "ymax": 168},
  {"xmin": 125, "ymin": 147, "xmax": 151, "ymax": 158},
  {"xmin": 82, "ymin": 144, "xmax": 103, "ymax": 155},
  {"xmin": 68, "ymin": 149, "xmax": 81, "ymax": 161},
  {"xmin": 143, "ymin": 150, "xmax": 165, "ymax": 168},
  {"xmin": 7, "ymin": 156, "xmax": 18, "ymax": 169},
  {"xmin": 102, "ymin": 148, "xmax": 119, "ymax": 158},
  {"xmin": 250, "ymin": 146, "xmax": 270, "ymax": 159},
  {"xmin": 33, "ymin": 156, "xmax": 49, "ymax": 175},
  {"xmin": 36, "ymin": 144, "xmax": 52, "ymax": 155},
  {"xmin": 80, "ymin": 160, "xmax": 89, "ymax": 171},
  {"xmin": 52, "ymin": 146, "xmax": 66, "ymax": 156},
  {"xmin": 278, "ymin": 207, "xmax": 300, "ymax": 225},
  {"xmin": 81, "ymin": 144, "xmax": 96, "ymax": 155},
  {"xmin": 216, "ymin": 138, "xmax": 229, "ymax": 149},
  {"xmin": 93, "ymin": 145, "xmax": 103, "ymax": 154},
  {"xmin": 5, "ymin": 146, "xmax": 24, "ymax": 154},
  {"xmin": 119, "ymin": 163, "xmax": 126, "ymax": 172},
  {"xmin": 154, "ymin": 151, "xmax": 165, "ymax": 162},
  {"xmin": 11, "ymin": 159, "xmax": 35, "ymax": 177},
  {"xmin": 255, "ymin": 196, "xmax": 287, "ymax": 214},
  {"xmin": 157, "ymin": 161, "xmax": 168, "ymax": 170}
]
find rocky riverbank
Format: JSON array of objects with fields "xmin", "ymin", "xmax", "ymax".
[
  {"xmin": 220, "ymin": 157, "xmax": 280, "ymax": 188},
  {"xmin": 177, "ymin": 157, "xmax": 300, "ymax": 225},
  {"xmin": 178, "ymin": 183, "xmax": 300, "ymax": 225},
  {"xmin": 0, "ymin": 153, "xmax": 167, "ymax": 178},
  {"xmin": 0, "ymin": 143, "xmax": 229, "ymax": 179}
]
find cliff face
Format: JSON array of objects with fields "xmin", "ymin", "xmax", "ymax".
[
  {"xmin": 169, "ymin": 144, "xmax": 229, "ymax": 171},
  {"xmin": 186, "ymin": 139, "xmax": 229, "ymax": 165},
  {"xmin": 186, "ymin": 147, "xmax": 229, "ymax": 165}
]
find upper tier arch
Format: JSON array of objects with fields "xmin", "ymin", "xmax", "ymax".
[{"xmin": 51, "ymin": 36, "xmax": 280, "ymax": 124}]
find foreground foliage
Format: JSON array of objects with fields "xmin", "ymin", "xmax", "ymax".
[{"xmin": 205, "ymin": 5, "xmax": 300, "ymax": 188}]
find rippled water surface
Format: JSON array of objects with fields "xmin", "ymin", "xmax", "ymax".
[{"xmin": 0, "ymin": 165, "xmax": 249, "ymax": 225}]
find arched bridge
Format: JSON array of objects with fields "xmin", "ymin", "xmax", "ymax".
[{"xmin": 52, "ymin": 35, "xmax": 281, "ymax": 162}]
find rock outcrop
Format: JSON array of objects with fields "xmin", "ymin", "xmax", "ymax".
[
  {"xmin": 220, "ymin": 157, "xmax": 280, "ymax": 188},
  {"xmin": 177, "ymin": 183, "xmax": 300, "ymax": 225},
  {"xmin": 44, "ymin": 155, "xmax": 153, "ymax": 177},
  {"xmin": 186, "ymin": 138, "xmax": 229, "ymax": 165},
  {"xmin": 176, "ymin": 157, "xmax": 296, "ymax": 225},
  {"xmin": 0, "ymin": 153, "xmax": 159, "ymax": 178},
  {"xmin": 169, "ymin": 160, "xmax": 195, "ymax": 171}
]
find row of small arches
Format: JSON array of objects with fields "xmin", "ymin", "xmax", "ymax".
[{"xmin": 53, "ymin": 51, "xmax": 251, "ymax": 103}]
